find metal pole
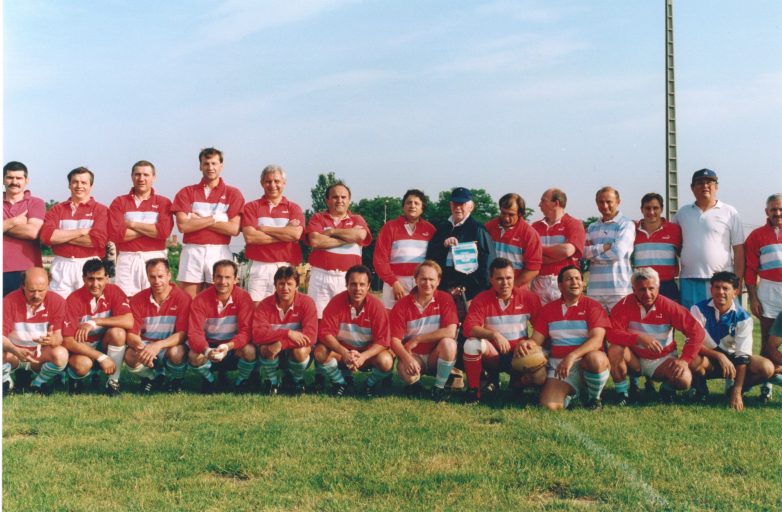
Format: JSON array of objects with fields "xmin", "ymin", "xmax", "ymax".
[{"xmin": 665, "ymin": 0, "xmax": 679, "ymax": 217}]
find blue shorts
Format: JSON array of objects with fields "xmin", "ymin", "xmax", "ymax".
[{"xmin": 680, "ymin": 278, "xmax": 710, "ymax": 309}]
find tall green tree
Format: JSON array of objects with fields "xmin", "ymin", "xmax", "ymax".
[
  {"xmin": 352, "ymin": 196, "xmax": 403, "ymax": 274},
  {"xmin": 308, "ymin": 172, "xmax": 342, "ymax": 215}
]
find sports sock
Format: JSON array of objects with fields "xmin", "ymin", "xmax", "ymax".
[
  {"xmin": 2, "ymin": 363, "xmax": 12, "ymax": 385},
  {"xmin": 165, "ymin": 361, "xmax": 187, "ymax": 380},
  {"xmin": 724, "ymin": 378, "xmax": 734, "ymax": 393},
  {"xmin": 31, "ymin": 362, "xmax": 65, "ymax": 387},
  {"xmin": 106, "ymin": 345, "xmax": 126, "ymax": 383},
  {"xmin": 288, "ymin": 357, "xmax": 309, "ymax": 383},
  {"xmin": 462, "ymin": 353, "xmax": 483, "ymax": 392},
  {"xmin": 661, "ymin": 382, "xmax": 675, "ymax": 393},
  {"xmin": 614, "ymin": 378, "xmax": 629, "ymax": 396},
  {"xmin": 67, "ymin": 367, "xmax": 91, "ymax": 380},
  {"xmin": 321, "ymin": 359, "xmax": 346, "ymax": 385},
  {"xmin": 237, "ymin": 358, "xmax": 258, "ymax": 385},
  {"xmin": 191, "ymin": 360, "xmax": 215, "ymax": 383},
  {"xmin": 434, "ymin": 358, "xmax": 455, "ymax": 389},
  {"xmin": 767, "ymin": 373, "xmax": 782, "ymax": 386},
  {"xmin": 367, "ymin": 367, "xmax": 392, "ymax": 387},
  {"xmin": 128, "ymin": 363, "xmax": 156, "ymax": 380},
  {"xmin": 584, "ymin": 369, "xmax": 610, "ymax": 400},
  {"xmin": 258, "ymin": 357, "xmax": 279, "ymax": 385},
  {"xmin": 630, "ymin": 375, "xmax": 640, "ymax": 388}
]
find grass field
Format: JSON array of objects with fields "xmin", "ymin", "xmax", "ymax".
[{"xmin": 3, "ymin": 333, "xmax": 781, "ymax": 511}]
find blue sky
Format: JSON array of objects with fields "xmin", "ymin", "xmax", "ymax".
[{"xmin": 4, "ymin": 0, "xmax": 781, "ymax": 238}]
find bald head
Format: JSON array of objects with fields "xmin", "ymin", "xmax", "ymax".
[{"xmin": 21, "ymin": 267, "xmax": 49, "ymax": 307}]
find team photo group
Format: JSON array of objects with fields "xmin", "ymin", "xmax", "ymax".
[{"xmin": 3, "ymin": 148, "xmax": 782, "ymax": 411}]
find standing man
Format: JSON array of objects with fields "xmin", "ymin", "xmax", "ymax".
[
  {"xmin": 531, "ymin": 265, "xmax": 612, "ymax": 410},
  {"xmin": 252, "ymin": 266, "xmax": 318, "ymax": 395},
  {"xmin": 674, "ymin": 169, "xmax": 745, "ymax": 309},
  {"xmin": 125, "ymin": 258, "xmax": 191, "ymax": 393},
  {"xmin": 389, "ymin": 260, "xmax": 458, "ymax": 401},
  {"xmin": 108, "ymin": 160, "xmax": 174, "ymax": 297},
  {"xmin": 3, "ymin": 162, "xmax": 45, "ymax": 296},
  {"xmin": 62, "ymin": 259, "xmax": 133, "ymax": 396},
  {"xmin": 40, "ymin": 167, "xmax": 109, "ymax": 299},
  {"xmin": 241, "ymin": 165, "xmax": 305, "ymax": 304},
  {"xmin": 484, "ymin": 193, "xmax": 542, "ymax": 289},
  {"xmin": 305, "ymin": 182, "xmax": 371, "ymax": 318},
  {"xmin": 374, "ymin": 189, "xmax": 435, "ymax": 309},
  {"xmin": 584, "ymin": 186, "xmax": 636, "ymax": 312},
  {"xmin": 172, "ymin": 148, "xmax": 245, "ymax": 298},
  {"xmin": 744, "ymin": 193, "xmax": 782, "ymax": 401},
  {"xmin": 530, "ymin": 188, "xmax": 586, "ymax": 305},
  {"xmin": 690, "ymin": 272, "xmax": 774, "ymax": 411},
  {"xmin": 608, "ymin": 267, "xmax": 705, "ymax": 405},
  {"xmin": 462, "ymin": 258, "xmax": 543, "ymax": 404},
  {"xmin": 632, "ymin": 193, "xmax": 682, "ymax": 302},
  {"xmin": 3, "ymin": 268, "xmax": 69, "ymax": 394},
  {"xmin": 315, "ymin": 265, "xmax": 393, "ymax": 396},
  {"xmin": 187, "ymin": 260, "xmax": 255, "ymax": 393}
]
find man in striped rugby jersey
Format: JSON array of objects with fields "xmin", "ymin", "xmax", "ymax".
[
  {"xmin": 585, "ymin": 186, "xmax": 636, "ymax": 312},
  {"xmin": 530, "ymin": 265, "xmax": 612, "ymax": 410},
  {"xmin": 108, "ymin": 161, "xmax": 174, "ymax": 297},
  {"xmin": 484, "ymin": 193, "xmax": 542, "ymax": 290},
  {"xmin": 315, "ymin": 265, "xmax": 393, "ymax": 397},
  {"xmin": 187, "ymin": 260, "xmax": 254, "ymax": 393},
  {"xmin": 632, "ymin": 193, "xmax": 682, "ymax": 302},
  {"xmin": 62, "ymin": 259, "xmax": 133, "ymax": 396},
  {"xmin": 252, "ymin": 266, "xmax": 318, "ymax": 395},
  {"xmin": 125, "ymin": 258, "xmax": 191, "ymax": 393}
]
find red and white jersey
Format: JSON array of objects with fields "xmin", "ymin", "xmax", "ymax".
[
  {"xmin": 319, "ymin": 291, "xmax": 389, "ymax": 352},
  {"xmin": 252, "ymin": 292, "xmax": 318, "ymax": 345},
  {"xmin": 608, "ymin": 293, "xmax": 704, "ymax": 362},
  {"xmin": 745, "ymin": 223, "xmax": 782, "ymax": 284},
  {"xmin": 632, "ymin": 219, "xmax": 682, "ymax": 281},
  {"xmin": 306, "ymin": 212, "xmax": 372, "ymax": 271},
  {"xmin": 373, "ymin": 216, "xmax": 435, "ymax": 286},
  {"xmin": 172, "ymin": 178, "xmax": 244, "ymax": 245},
  {"xmin": 532, "ymin": 296, "xmax": 610, "ymax": 359},
  {"xmin": 108, "ymin": 188, "xmax": 174, "ymax": 252},
  {"xmin": 130, "ymin": 285, "xmax": 191, "ymax": 342},
  {"xmin": 485, "ymin": 218, "xmax": 543, "ymax": 283},
  {"xmin": 3, "ymin": 290, "xmax": 66, "ymax": 349},
  {"xmin": 464, "ymin": 287, "xmax": 541, "ymax": 350},
  {"xmin": 187, "ymin": 285, "xmax": 253, "ymax": 353},
  {"xmin": 3, "ymin": 190, "xmax": 45, "ymax": 272},
  {"xmin": 241, "ymin": 196, "xmax": 305, "ymax": 264},
  {"xmin": 389, "ymin": 290, "xmax": 458, "ymax": 354},
  {"xmin": 531, "ymin": 214, "xmax": 586, "ymax": 276},
  {"xmin": 40, "ymin": 197, "xmax": 109, "ymax": 259},
  {"xmin": 63, "ymin": 284, "xmax": 131, "ymax": 343}
]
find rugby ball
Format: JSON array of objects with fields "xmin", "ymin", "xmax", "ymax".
[{"xmin": 511, "ymin": 346, "xmax": 547, "ymax": 374}]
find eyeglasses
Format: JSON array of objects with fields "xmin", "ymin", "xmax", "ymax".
[{"xmin": 692, "ymin": 179, "xmax": 717, "ymax": 186}]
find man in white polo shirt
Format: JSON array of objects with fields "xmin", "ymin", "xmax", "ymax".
[{"xmin": 674, "ymin": 169, "xmax": 744, "ymax": 309}]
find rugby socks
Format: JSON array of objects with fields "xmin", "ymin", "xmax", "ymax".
[
  {"xmin": 165, "ymin": 361, "xmax": 187, "ymax": 381},
  {"xmin": 66, "ymin": 367, "xmax": 90, "ymax": 381},
  {"xmin": 288, "ymin": 357, "xmax": 309, "ymax": 384},
  {"xmin": 614, "ymin": 378, "xmax": 629, "ymax": 397},
  {"xmin": 584, "ymin": 370, "xmax": 610, "ymax": 400},
  {"xmin": 192, "ymin": 360, "xmax": 216, "ymax": 383},
  {"xmin": 630, "ymin": 375, "xmax": 640, "ymax": 388},
  {"xmin": 129, "ymin": 363, "xmax": 156, "ymax": 380},
  {"xmin": 462, "ymin": 353, "xmax": 483, "ymax": 393},
  {"xmin": 106, "ymin": 345, "xmax": 126, "ymax": 384},
  {"xmin": 2, "ymin": 363, "xmax": 11, "ymax": 386},
  {"xmin": 31, "ymin": 362, "xmax": 66, "ymax": 388},
  {"xmin": 768, "ymin": 374, "xmax": 782, "ymax": 386},
  {"xmin": 367, "ymin": 367, "xmax": 392, "ymax": 387},
  {"xmin": 434, "ymin": 358, "xmax": 455, "ymax": 389},
  {"xmin": 238, "ymin": 358, "xmax": 259, "ymax": 385},
  {"xmin": 320, "ymin": 359, "xmax": 346, "ymax": 385}
]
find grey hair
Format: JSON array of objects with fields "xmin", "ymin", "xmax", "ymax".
[
  {"xmin": 767, "ymin": 193, "xmax": 782, "ymax": 206},
  {"xmin": 261, "ymin": 164, "xmax": 286, "ymax": 182},
  {"xmin": 632, "ymin": 267, "xmax": 660, "ymax": 286}
]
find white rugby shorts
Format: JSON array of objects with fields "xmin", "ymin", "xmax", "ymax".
[
  {"xmin": 114, "ymin": 250, "xmax": 167, "ymax": 297},
  {"xmin": 177, "ymin": 244, "xmax": 233, "ymax": 284}
]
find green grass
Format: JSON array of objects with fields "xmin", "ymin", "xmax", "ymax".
[{"xmin": 4, "ymin": 330, "xmax": 781, "ymax": 511}]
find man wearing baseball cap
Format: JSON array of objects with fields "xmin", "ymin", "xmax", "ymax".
[{"xmin": 673, "ymin": 169, "xmax": 745, "ymax": 309}]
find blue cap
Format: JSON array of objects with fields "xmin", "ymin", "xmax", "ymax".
[
  {"xmin": 691, "ymin": 168, "xmax": 718, "ymax": 183},
  {"xmin": 450, "ymin": 187, "xmax": 472, "ymax": 203}
]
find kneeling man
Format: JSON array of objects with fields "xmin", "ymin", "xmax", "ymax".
[
  {"xmin": 253, "ymin": 266, "xmax": 318, "ymax": 395},
  {"xmin": 125, "ymin": 258, "xmax": 191, "ymax": 392},
  {"xmin": 315, "ymin": 265, "xmax": 393, "ymax": 396},
  {"xmin": 531, "ymin": 265, "xmax": 612, "ymax": 410},
  {"xmin": 608, "ymin": 267, "xmax": 705, "ymax": 404},
  {"xmin": 62, "ymin": 259, "xmax": 133, "ymax": 395},
  {"xmin": 390, "ymin": 260, "xmax": 458, "ymax": 401},
  {"xmin": 462, "ymin": 257, "xmax": 542, "ymax": 404},
  {"xmin": 187, "ymin": 260, "xmax": 254, "ymax": 392},
  {"xmin": 690, "ymin": 271, "xmax": 775, "ymax": 411}
]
